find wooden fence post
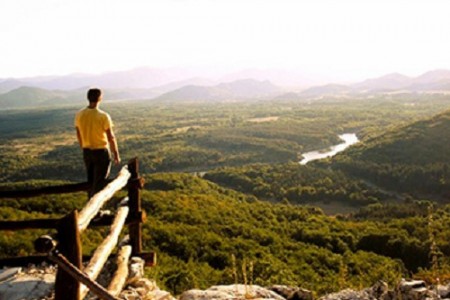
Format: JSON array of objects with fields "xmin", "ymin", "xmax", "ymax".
[
  {"xmin": 55, "ymin": 210, "xmax": 82, "ymax": 300},
  {"xmin": 128, "ymin": 158, "xmax": 143, "ymax": 255}
]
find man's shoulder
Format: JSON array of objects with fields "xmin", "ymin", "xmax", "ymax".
[
  {"xmin": 96, "ymin": 108, "xmax": 110, "ymax": 116},
  {"xmin": 76, "ymin": 107, "xmax": 109, "ymax": 116},
  {"xmin": 76, "ymin": 107, "xmax": 90, "ymax": 114},
  {"xmin": 96, "ymin": 109, "xmax": 112, "ymax": 121}
]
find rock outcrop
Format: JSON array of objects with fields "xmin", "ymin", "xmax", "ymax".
[
  {"xmin": 3, "ymin": 262, "xmax": 450, "ymax": 300},
  {"xmin": 318, "ymin": 279, "xmax": 450, "ymax": 300},
  {"xmin": 180, "ymin": 284, "xmax": 286, "ymax": 300},
  {"xmin": 0, "ymin": 264, "xmax": 55, "ymax": 300},
  {"xmin": 181, "ymin": 280, "xmax": 450, "ymax": 300},
  {"xmin": 269, "ymin": 285, "xmax": 314, "ymax": 300}
]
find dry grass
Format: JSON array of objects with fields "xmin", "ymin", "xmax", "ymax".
[
  {"xmin": 247, "ymin": 116, "xmax": 279, "ymax": 123},
  {"xmin": 172, "ymin": 126, "xmax": 202, "ymax": 134}
]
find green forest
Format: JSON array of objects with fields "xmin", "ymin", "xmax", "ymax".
[{"xmin": 2, "ymin": 93, "xmax": 450, "ymax": 296}]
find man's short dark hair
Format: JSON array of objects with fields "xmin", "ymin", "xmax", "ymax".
[{"xmin": 87, "ymin": 88, "xmax": 102, "ymax": 103}]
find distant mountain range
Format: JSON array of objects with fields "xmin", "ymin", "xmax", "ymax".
[
  {"xmin": 154, "ymin": 79, "xmax": 281, "ymax": 102},
  {"xmin": 1, "ymin": 68, "xmax": 450, "ymax": 109},
  {"xmin": 353, "ymin": 70, "xmax": 450, "ymax": 92}
]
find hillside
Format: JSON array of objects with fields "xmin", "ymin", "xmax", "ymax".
[
  {"xmin": 332, "ymin": 109, "xmax": 450, "ymax": 198},
  {"xmin": 0, "ymin": 173, "xmax": 416, "ymax": 295},
  {"xmin": 0, "ymin": 86, "xmax": 165, "ymax": 109},
  {"xmin": 154, "ymin": 79, "xmax": 281, "ymax": 102},
  {"xmin": 299, "ymin": 84, "xmax": 352, "ymax": 97},
  {"xmin": 352, "ymin": 73, "xmax": 412, "ymax": 92},
  {"xmin": 203, "ymin": 162, "xmax": 386, "ymax": 213},
  {"xmin": 5, "ymin": 173, "xmax": 450, "ymax": 296},
  {"xmin": 352, "ymin": 70, "xmax": 450, "ymax": 93},
  {"xmin": 0, "ymin": 86, "xmax": 69, "ymax": 108}
]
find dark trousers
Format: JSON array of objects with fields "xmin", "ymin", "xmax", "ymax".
[{"xmin": 83, "ymin": 148, "xmax": 111, "ymax": 198}]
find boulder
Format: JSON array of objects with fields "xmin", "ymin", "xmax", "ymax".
[
  {"xmin": 368, "ymin": 281, "xmax": 389, "ymax": 299},
  {"xmin": 128, "ymin": 256, "xmax": 145, "ymax": 284},
  {"xmin": 288, "ymin": 288, "xmax": 314, "ymax": 300},
  {"xmin": 0, "ymin": 273, "xmax": 55, "ymax": 300},
  {"xmin": 146, "ymin": 288, "xmax": 177, "ymax": 300},
  {"xmin": 0, "ymin": 267, "xmax": 21, "ymax": 281},
  {"xmin": 179, "ymin": 289, "xmax": 235, "ymax": 300},
  {"xmin": 180, "ymin": 284, "xmax": 286, "ymax": 300},
  {"xmin": 269, "ymin": 285, "xmax": 299, "ymax": 299},
  {"xmin": 318, "ymin": 281, "xmax": 389, "ymax": 300},
  {"xmin": 397, "ymin": 279, "xmax": 437, "ymax": 300},
  {"xmin": 437, "ymin": 284, "xmax": 450, "ymax": 299},
  {"xmin": 319, "ymin": 288, "xmax": 372, "ymax": 300},
  {"xmin": 268, "ymin": 284, "xmax": 314, "ymax": 300}
]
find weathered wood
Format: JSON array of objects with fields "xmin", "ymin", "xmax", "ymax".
[
  {"xmin": 0, "ymin": 218, "xmax": 60, "ymax": 231},
  {"xmin": 128, "ymin": 158, "xmax": 143, "ymax": 255},
  {"xmin": 88, "ymin": 210, "xmax": 146, "ymax": 227},
  {"xmin": 0, "ymin": 212, "xmax": 145, "ymax": 231},
  {"xmin": 0, "ymin": 182, "xmax": 89, "ymax": 199},
  {"xmin": 80, "ymin": 206, "xmax": 129, "ymax": 299},
  {"xmin": 107, "ymin": 245, "xmax": 132, "ymax": 297},
  {"xmin": 0, "ymin": 255, "xmax": 51, "ymax": 267},
  {"xmin": 78, "ymin": 166, "xmax": 130, "ymax": 232},
  {"xmin": 49, "ymin": 251, "xmax": 119, "ymax": 300},
  {"xmin": 0, "ymin": 254, "xmax": 106, "ymax": 268},
  {"xmin": 55, "ymin": 211, "xmax": 82, "ymax": 300},
  {"xmin": 139, "ymin": 251, "xmax": 157, "ymax": 267}
]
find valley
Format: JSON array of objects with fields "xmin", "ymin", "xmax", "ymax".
[{"xmin": 2, "ymin": 82, "xmax": 450, "ymax": 295}]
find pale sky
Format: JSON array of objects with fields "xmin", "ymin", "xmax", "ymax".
[{"xmin": 1, "ymin": 0, "xmax": 450, "ymax": 81}]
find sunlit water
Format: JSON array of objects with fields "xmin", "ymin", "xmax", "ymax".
[{"xmin": 299, "ymin": 133, "xmax": 359, "ymax": 165}]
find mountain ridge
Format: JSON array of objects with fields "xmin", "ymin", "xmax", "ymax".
[
  {"xmin": 2, "ymin": 67, "xmax": 449, "ymax": 92},
  {"xmin": 154, "ymin": 79, "xmax": 282, "ymax": 102},
  {"xmin": 2, "ymin": 68, "xmax": 450, "ymax": 108}
]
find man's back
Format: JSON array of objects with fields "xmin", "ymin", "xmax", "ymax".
[
  {"xmin": 75, "ymin": 88, "xmax": 120, "ymax": 198},
  {"xmin": 75, "ymin": 107, "xmax": 112, "ymax": 149}
]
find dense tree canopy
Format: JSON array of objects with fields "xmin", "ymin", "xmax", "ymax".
[{"xmin": 2, "ymin": 94, "xmax": 450, "ymax": 295}]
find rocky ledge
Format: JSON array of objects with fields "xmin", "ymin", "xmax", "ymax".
[
  {"xmin": 2, "ymin": 262, "xmax": 450, "ymax": 300},
  {"xmin": 0, "ymin": 257, "xmax": 173, "ymax": 300},
  {"xmin": 180, "ymin": 280, "xmax": 450, "ymax": 300}
]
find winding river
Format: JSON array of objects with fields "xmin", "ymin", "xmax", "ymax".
[{"xmin": 299, "ymin": 133, "xmax": 359, "ymax": 165}]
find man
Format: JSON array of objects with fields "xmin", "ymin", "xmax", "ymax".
[{"xmin": 75, "ymin": 88, "xmax": 121, "ymax": 198}]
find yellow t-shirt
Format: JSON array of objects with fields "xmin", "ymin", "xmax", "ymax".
[{"xmin": 75, "ymin": 107, "xmax": 113, "ymax": 149}]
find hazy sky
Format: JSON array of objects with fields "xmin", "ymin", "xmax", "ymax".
[{"xmin": 1, "ymin": 0, "xmax": 450, "ymax": 81}]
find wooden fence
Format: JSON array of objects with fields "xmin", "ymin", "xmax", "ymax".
[{"xmin": 0, "ymin": 158, "xmax": 154, "ymax": 300}]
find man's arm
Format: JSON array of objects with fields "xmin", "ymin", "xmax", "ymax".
[
  {"xmin": 106, "ymin": 128, "xmax": 121, "ymax": 165},
  {"xmin": 76, "ymin": 127, "xmax": 83, "ymax": 149}
]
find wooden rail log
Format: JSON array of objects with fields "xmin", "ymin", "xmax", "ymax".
[
  {"xmin": 107, "ymin": 245, "xmax": 132, "ymax": 297},
  {"xmin": 0, "ymin": 182, "xmax": 89, "ymax": 199},
  {"xmin": 0, "ymin": 255, "xmax": 51, "ymax": 267},
  {"xmin": 0, "ymin": 218, "xmax": 60, "ymax": 231},
  {"xmin": 78, "ymin": 166, "xmax": 130, "ymax": 232},
  {"xmin": 80, "ymin": 205, "xmax": 129, "ymax": 299},
  {"xmin": 0, "ymin": 254, "xmax": 107, "ymax": 268},
  {"xmin": 128, "ymin": 158, "xmax": 144, "ymax": 255},
  {"xmin": 1, "ymin": 211, "xmax": 145, "ymax": 232},
  {"xmin": 55, "ymin": 211, "xmax": 82, "ymax": 300},
  {"xmin": 49, "ymin": 251, "xmax": 119, "ymax": 300}
]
